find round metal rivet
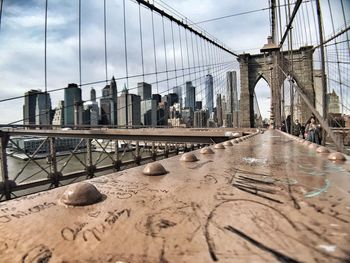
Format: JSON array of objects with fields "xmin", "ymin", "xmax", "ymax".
[
  {"xmin": 214, "ymin": 143, "xmax": 225, "ymax": 149},
  {"xmin": 200, "ymin": 147, "xmax": 215, "ymax": 154},
  {"xmin": 308, "ymin": 143, "xmax": 318, "ymax": 149},
  {"xmin": 180, "ymin": 153, "xmax": 199, "ymax": 162},
  {"xmin": 61, "ymin": 182, "xmax": 102, "ymax": 206},
  {"xmin": 232, "ymin": 132, "xmax": 240, "ymax": 138},
  {"xmin": 143, "ymin": 162, "xmax": 167, "ymax": 176},
  {"xmin": 223, "ymin": 141, "xmax": 233, "ymax": 146},
  {"xmin": 316, "ymin": 146, "xmax": 330, "ymax": 154},
  {"xmin": 328, "ymin": 152, "xmax": 346, "ymax": 161}
]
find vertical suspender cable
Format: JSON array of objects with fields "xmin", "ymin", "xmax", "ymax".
[
  {"xmin": 278, "ymin": 0, "xmax": 285, "ymax": 120},
  {"xmin": 199, "ymin": 38, "xmax": 204, "ymax": 73},
  {"xmin": 178, "ymin": 25, "xmax": 185, "ymax": 87},
  {"xmin": 190, "ymin": 33, "xmax": 196, "ymax": 87},
  {"xmin": 300, "ymin": 2, "xmax": 309, "ymax": 45},
  {"xmin": 170, "ymin": 21, "xmax": 177, "ymax": 86},
  {"xmin": 185, "ymin": 29, "xmax": 191, "ymax": 81},
  {"xmin": 200, "ymin": 37, "xmax": 205, "ymax": 101},
  {"xmin": 44, "ymin": 0, "xmax": 49, "ymax": 125},
  {"xmin": 316, "ymin": 0, "xmax": 328, "ymax": 146},
  {"xmin": 327, "ymin": 0, "xmax": 343, "ymax": 114},
  {"xmin": 123, "ymin": 0, "xmax": 129, "ymax": 89},
  {"xmin": 195, "ymin": 35, "xmax": 201, "ymax": 100},
  {"xmin": 78, "ymin": 0, "xmax": 82, "ymax": 86},
  {"xmin": 122, "ymin": 0, "xmax": 128, "ymax": 127},
  {"xmin": 138, "ymin": 3, "xmax": 145, "ymax": 81},
  {"xmin": 161, "ymin": 16, "xmax": 169, "ymax": 92},
  {"xmin": 304, "ymin": 1, "xmax": 313, "ymax": 44},
  {"xmin": 340, "ymin": 0, "xmax": 350, "ymax": 51},
  {"xmin": 0, "ymin": 0, "xmax": 3, "ymax": 31},
  {"xmin": 151, "ymin": 11, "xmax": 158, "ymax": 93},
  {"xmin": 340, "ymin": 0, "xmax": 350, "ymax": 109},
  {"xmin": 204, "ymin": 39, "xmax": 208, "ymax": 73},
  {"xmin": 103, "ymin": 0, "xmax": 108, "ymax": 82},
  {"xmin": 310, "ymin": 0, "xmax": 319, "ymax": 44}
]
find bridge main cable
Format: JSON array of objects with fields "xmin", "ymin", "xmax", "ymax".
[{"xmin": 135, "ymin": 0, "xmax": 238, "ymax": 57}]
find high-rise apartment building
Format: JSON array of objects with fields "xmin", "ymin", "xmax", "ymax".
[
  {"xmin": 141, "ymin": 99, "xmax": 157, "ymax": 126},
  {"xmin": 23, "ymin": 90, "xmax": 51, "ymax": 127},
  {"xmin": 185, "ymin": 81, "xmax": 195, "ymax": 111},
  {"xmin": 226, "ymin": 71, "xmax": 238, "ymax": 127},
  {"xmin": 117, "ymin": 87, "xmax": 141, "ymax": 127},
  {"xmin": 100, "ymin": 77, "xmax": 117, "ymax": 125},
  {"xmin": 205, "ymin": 74, "xmax": 214, "ymax": 114},
  {"xmin": 137, "ymin": 82, "xmax": 152, "ymax": 101},
  {"xmin": 64, "ymin": 83, "xmax": 82, "ymax": 126}
]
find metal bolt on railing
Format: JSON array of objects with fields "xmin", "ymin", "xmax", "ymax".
[
  {"xmin": 60, "ymin": 182, "xmax": 103, "ymax": 206},
  {"xmin": 143, "ymin": 162, "xmax": 167, "ymax": 176},
  {"xmin": 316, "ymin": 146, "xmax": 330, "ymax": 154},
  {"xmin": 214, "ymin": 143, "xmax": 225, "ymax": 149},
  {"xmin": 327, "ymin": 152, "xmax": 346, "ymax": 162},
  {"xmin": 180, "ymin": 153, "xmax": 199, "ymax": 162},
  {"xmin": 200, "ymin": 147, "xmax": 214, "ymax": 154}
]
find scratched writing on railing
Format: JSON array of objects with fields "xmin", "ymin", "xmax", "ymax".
[
  {"xmin": 0, "ymin": 202, "xmax": 56, "ymax": 223},
  {"xmin": 97, "ymin": 179, "xmax": 168, "ymax": 199},
  {"xmin": 60, "ymin": 208, "xmax": 131, "ymax": 242}
]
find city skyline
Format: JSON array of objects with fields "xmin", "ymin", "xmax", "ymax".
[{"xmin": 22, "ymin": 70, "xmax": 241, "ymax": 128}]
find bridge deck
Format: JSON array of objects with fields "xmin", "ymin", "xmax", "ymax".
[{"xmin": 0, "ymin": 130, "xmax": 349, "ymax": 262}]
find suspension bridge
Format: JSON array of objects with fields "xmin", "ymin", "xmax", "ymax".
[{"xmin": 0, "ymin": 0, "xmax": 349, "ymax": 262}]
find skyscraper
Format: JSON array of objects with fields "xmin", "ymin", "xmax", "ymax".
[
  {"xmin": 64, "ymin": 83, "xmax": 82, "ymax": 126},
  {"xmin": 117, "ymin": 87, "xmax": 141, "ymax": 127},
  {"xmin": 141, "ymin": 99, "xmax": 157, "ymax": 126},
  {"xmin": 173, "ymin": 86, "xmax": 183, "ymax": 109},
  {"xmin": 84, "ymin": 88, "xmax": 99, "ymax": 126},
  {"xmin": 194, "ymin": 109, "xmax": 208, "ymax": 128},
  {"xmin": 195, "ymin": 101, "xmax": 202, "ymax": 111},
  {"xmin": 185, "ymin": 81, "xmax": 195, "ymax": 111},
  {"xmin": 162, "ymin": 93, "xmax": 178, "ymax": 107},
  {"xmin": 100, "ymin": 77, "xmax": 117, "ymax": 125},
  {"xmin": 137, "ymin": 82, "xmax": 152, "ymax": 101},
  {"xmin": 23, "ymin": 90, "xmax": 51, "ymax": 127},
  {"xmin": 216, "ymin": 93, "xmax": 223, "ymax": 127},
  {"xmin": 226, "ymin": 71, "xmax": 238, "ymax": 127},
  {"xmin": 35, "ymin": 92, "xmax": 52, "ymax": 126},
  {"xmin": 205, "ymin": 74, "xmax": 214, "ymax": 114},
  {"xmin": 90, "ymin": 87, "xmax": 96, "ymax": 102}
]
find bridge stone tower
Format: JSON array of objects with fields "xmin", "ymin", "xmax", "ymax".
[{"xmin": 238, "ymin": 45, "xmax": 315, "ymax": 128}]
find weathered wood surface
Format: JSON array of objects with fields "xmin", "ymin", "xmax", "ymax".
[{"xmin": 0, "ymin": 130, "xmax": 349, "ymax": 262}]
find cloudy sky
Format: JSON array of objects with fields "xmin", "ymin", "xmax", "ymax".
[{"xmin": 0, "ymin": 0, "xmax": 348, "ymax": 124}]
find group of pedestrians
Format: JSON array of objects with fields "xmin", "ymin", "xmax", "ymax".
[{"xmin": 281, "ymin": 115, "xmax": 322, "ymax": 144}]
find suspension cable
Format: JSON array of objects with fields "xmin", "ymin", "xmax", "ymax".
[
  {"xmin": 44, "ymin": 0, "xmax": 49, "ymax": 125},
  {"xmin": 123, "ymin": 0, "xmax": 129, "ymax": 88},
  {"xmin": 327, "ymin": 0, "xmax": 343, "ymax": 113},
  {"xmin": 170, "ymin": 21, "xmax": 177, "ymax": 86},
  {"xmin": 103, "ymin": 0, "xmax": 108, "ymax": 82},
  {"xmin": 138, "ymin": 3, "xmax": 145, "ymax": 81},
  {"xmin": 0, "ymin": 0, "xmax": 3, "ymax": 31},
  {"xmin": 340, "ymin": 0, "xmax": 350, "ymax": 52},
  {"xmin": 178, "ymin": 24, "xmax": 185, "ymax": 89},
  {"xmin": 78, "ymin": 0, "xmax": 82, "ymax": 86},
  {"xmin": 161, "ymin": 15, "xmax": 169, "ymax": 92},
  {"xmin": 300, "ymin": 2, "xmax": 309, "ymax": 45},
  {"xmin": 151, "ymin": 11, "xmax": 159, "ymax": 93}
]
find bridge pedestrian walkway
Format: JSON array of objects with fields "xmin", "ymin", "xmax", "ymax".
[{"xmin": 0, "ymin": 130, "xmax": 349, "ymax": 262}]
